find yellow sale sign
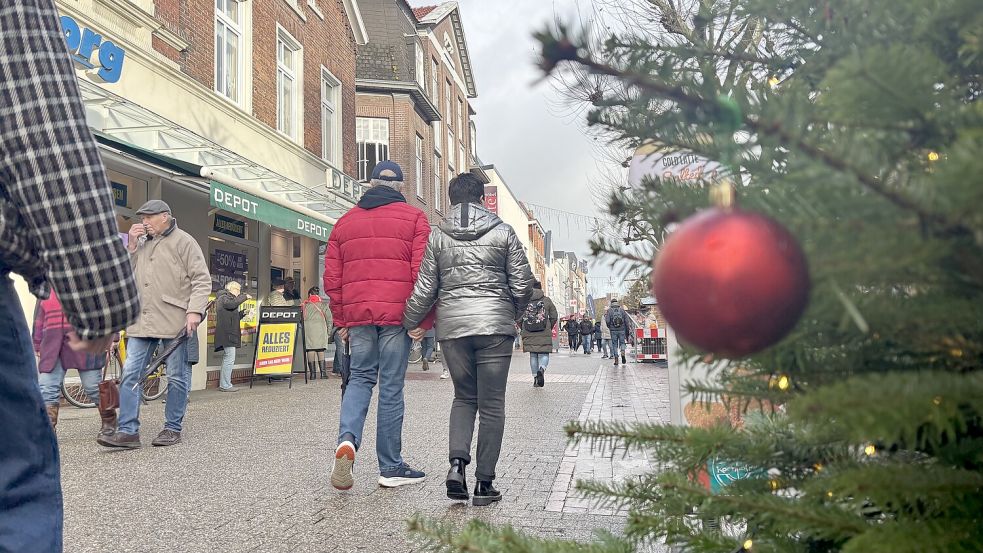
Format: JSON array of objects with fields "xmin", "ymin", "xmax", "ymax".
[{"xmin": 254, "ymin": 323, "xmax": 297, "ymax": 375}]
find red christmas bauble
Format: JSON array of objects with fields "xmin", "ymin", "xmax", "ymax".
[{"xmin": 652, "ymin": 208, "xmax": 810, "ymax": 357}]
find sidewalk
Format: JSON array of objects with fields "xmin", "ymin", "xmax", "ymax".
[{"xmin": 55, "ymin": 350, "xmax": 669, "ymax": 552}]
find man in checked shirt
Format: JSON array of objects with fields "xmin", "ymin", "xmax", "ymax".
[{"xmin": 0, "ymin": 2, "xmax": 140, "ymax": 551}]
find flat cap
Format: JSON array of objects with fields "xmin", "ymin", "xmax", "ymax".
[{"xmin": 135, "ymin": 200, "xmax": 172, "ymax": 215}]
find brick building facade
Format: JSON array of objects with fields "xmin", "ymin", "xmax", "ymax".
[{"xmin": 355, "ymin": 0, "xmax": 482, "ymax": 222}]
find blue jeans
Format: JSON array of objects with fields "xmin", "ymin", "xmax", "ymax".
[
  {"xmin": 118, "ymin": 335, "xmax": 191, "ymax": 434},
  {"xmin": 38, "ymin": 361, "xmax": 102, "ymax": 405},
  {"xmin": 337, "ymin": 325, "xmax": 412, "ymax": 473},
  {"xmin": 219, "ymin": 347, "xmax": 236, "ymax": 389},
  {"xmin": 421, "ymin": 336, "xmax": 435, "ymax": 361},
  {"xmin": 601, "ymin": 339, "xmax": 611, "ymax": 357},
  {"xmin": 0, "ymin": 272, "xmax": 62, "ymax": 552},
  {"xmin": 611, "ymin": 332, "xmax": 627, "ymax": 356},
  {"xmin": 529, "ymin": 352, "xmax": 550, "ymax": 374},
  {"xmin": 582, "ymin": 335, "xmax": 593, "ymax": 353}
]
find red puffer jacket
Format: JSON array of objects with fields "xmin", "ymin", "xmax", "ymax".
[{"xmin": 323, "ymin": 186, "xmax": 434, "ymax": 328}]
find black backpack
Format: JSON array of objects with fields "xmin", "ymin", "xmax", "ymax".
[
  {"xmin": 522, "ymin": 301, "xmax": 548, "ymax": 332},
  {"xmin": 610, "ymin": 310, "xmax": 625, "ymax": 330}
]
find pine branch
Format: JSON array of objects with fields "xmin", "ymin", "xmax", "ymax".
[
  {"xmin": 543, "ymin": 44, "xmax": 973, "ymax": 237},
  {"xmin": 407, "ymin": 516, "xmax": 632, "ymax": 553}
]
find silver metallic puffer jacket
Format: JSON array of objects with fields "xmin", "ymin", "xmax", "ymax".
[{"xmin": 403, "ymin": 202, "xmax": 535, "ymax": 341}]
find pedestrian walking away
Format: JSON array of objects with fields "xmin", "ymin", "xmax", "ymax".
[
  {"xmin": 606, "ymin": 299, "xmax": 630, "ymax": 366},
  {"xmin": 302, "ymin": 286, "xmax": 332, "ymax": 379},
  {"xmin": 519, "ymin": 281, "xmax": 558, "ymax": 388},
  {"xmin": 600, "ymin": 308, "xmax": 612, "ymax": 358},
  {"xmin": 420, "ymin": 327, "xmax": 437, "ymax": 373},
  {"xmin": 324, "ymin": 161, "xmax": 433, "ymax": 491},
  {"xmin": 33, "ymin": 291, "xmax": 115, "ymax": 435},
  {"xmin": 98, "ymin": 200, "xmax": 211, "ymax": 450},
  {"xmin": 214, "ymin": 281, "xmax": 251, "ymax": 392},
  {"xmin": 0, "ymin": 2, "xmax": 141, "ymax": 548},
  {"xmin": 579, "ymin": 315, "xmax": 594, "ymax": 354},
  {"xmin": 403, "ymin": 172, "xmax": 535, "ymax": 507}
]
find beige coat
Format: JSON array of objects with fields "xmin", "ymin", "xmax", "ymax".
[{"xmin": 127, "ymin": 221, "xmax": 211, "ymax": 338}]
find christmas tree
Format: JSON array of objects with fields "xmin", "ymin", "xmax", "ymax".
[{"xmin": 411, "ymin": 0, "xmax": 983, "ymax": 551}]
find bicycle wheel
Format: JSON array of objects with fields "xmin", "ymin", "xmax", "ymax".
[
  {"xmin": 62, "ymin": 369, "xmax": 96, "ymax": 409},
  {"xmin": 142, "ymin": 365, "xmax": 168, "ymax": 401}
]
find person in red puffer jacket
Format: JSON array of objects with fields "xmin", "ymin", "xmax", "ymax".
[{"xmin": 324, "ymin": 161, "xmax": 434, "ymax": 491}]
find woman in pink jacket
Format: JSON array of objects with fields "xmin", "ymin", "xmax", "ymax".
[{"xmin": 33, "ymin": 291, "xmax": 114, "ymax": 435}]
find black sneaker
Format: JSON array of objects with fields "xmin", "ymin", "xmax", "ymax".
[
  {"xmin": 379, "ymin": 465, "xmax": 426, "ymax": 488},
  {"xmin": 621, "ymin": 354, "xmax": 627, "ymax": 364},
  {"xmin": 535, "ymin": 370, "xmax": 544, "ymax": 388}
]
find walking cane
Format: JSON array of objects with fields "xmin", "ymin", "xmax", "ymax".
[
  {"xmin": 339, "ymin": 336, "xmax": 351, "ymax": 398},
  {"xmin": 134, "ymin": 300, "xmax": 214, "ymax": 390}
]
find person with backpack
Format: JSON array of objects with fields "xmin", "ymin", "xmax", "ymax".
[
  {"xmin": 520, "ymin": 281, "xmax": 558, "ymax": 388},
  {"xmin": 606, "ymin": 299, "xmax": 630, "ymax": 365},
  {"xmin": 578, "ymin": 315, "xmax": 594, "ymax": 354},
  {"xmin": 565, "ymin": 316, "xmax": 580, "ymax": 352}
]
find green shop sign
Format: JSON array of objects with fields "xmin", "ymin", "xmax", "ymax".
[{"xmin": 209, "ymin": 181, "xmax": 332, "ymax": 241}]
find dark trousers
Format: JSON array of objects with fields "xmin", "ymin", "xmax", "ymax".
[
  {"xmin": 0, "ymin": 272, "xmax": 62, "ymax": 552},
  {"xmin": 441, "ymin": 335, "xmax": 513, "ymax": 482}
]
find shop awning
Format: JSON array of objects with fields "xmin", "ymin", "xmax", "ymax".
[
  {"xmin": 208, "ymin": 178, "xmax": 334, "ymax": 242},
  {"xmin": 93, "ymin": 129, "xmax": 205, "ymax": 178}
]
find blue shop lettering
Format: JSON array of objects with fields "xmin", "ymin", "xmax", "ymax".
[{"xmin": 60, "ymin": 15, "xmax": 125, "ymax": 84}]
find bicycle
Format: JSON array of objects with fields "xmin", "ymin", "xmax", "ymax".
[{"xmin": 61, "ymin": 333, "xmax": 168, "ymax": 408}]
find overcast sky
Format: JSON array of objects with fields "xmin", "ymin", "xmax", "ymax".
[{"xmin": 409, "ymin": 0, "xmax": 632, "ymax": 296}]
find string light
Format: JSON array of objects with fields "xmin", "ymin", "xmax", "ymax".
[
  {"xmin": 827, "ymin": 491, "xmax": 834, "ymax": 498},
  {"xmin": 813, "ymin": 463, "xmax": 824, "ymax": 472},
  {"xmin": 770, "ymin": 374, "xmax": 791, "ymax": 391},
  {"xmin": 769, "ymin": 479, "xmax": 780, "ymax": 491},
  {"xmin": 864, "ymin": 444, "xmax": 877, "ymax": 456},
  {"xmin": 743, "ymin": 539, "xmax": 754, "ymax": 551},
  {"xmin": 927, "ymin": 151, "xmax": 940, "ymax": 161},
  {"xmin": 933, "ymin": 396, "xmax": 942, "ymax": 406},
  {"xmin": 768, "ymin": 75, "xmax": 780, "ymax": 87}
]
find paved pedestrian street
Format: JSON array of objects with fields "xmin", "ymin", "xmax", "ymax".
[{"xmin": 56, "ymin": 350, "xmax": 670, "ymax": 552}]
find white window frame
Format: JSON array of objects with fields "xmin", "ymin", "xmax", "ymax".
[
  {"xmin": 430, "ymin": 57, "xmax": 439, "ymax": 101},
  {"xmin": 432, "ymin": 120, "xmax": 441, "ymax": 153},
  {"xmin": 276, "ymin": 26, "xmax": 303, "ymax": 142},
  {"xmin": 215, "ymin": 0, "xmax": 245, "ymax": 105},
  {"xmin": 447, "ymin": 128, "xmax": 455, "ymax": 169},
  {"xmin": 356, "ymin": 117, "xmax": 390, "ymax": 182},
  {"xmin": 457, "ymin": 98, "xmax": 464, "ymax": 140},
  {"xmin": 433, "ymin": 152, "xmax": 443, "ymax": 212},
  {"xmin": 415, "ymin": 134, "xmax": 424, "ymax": 199},
  {"xmin": 445, "ymin": 81, "xmax": 453, "ymax": 131},
  {"xmin": 469, "ymin": 122, "xmax": 476, "ymax": 158},
  {"xmin": 415, "ymin": 42, "xmax": 425, "ymax": 88},
  {"xmin": 460, "ymin": 144, "xmax": 466, "ymax": 171},
  {"xmin": 320, "ymin": 67, "xmax": 342, "ymax": 164}
]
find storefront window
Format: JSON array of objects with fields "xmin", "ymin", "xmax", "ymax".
[{"xmin": 207, "ymin": 213, "xmax": 260, "ymax": 368}]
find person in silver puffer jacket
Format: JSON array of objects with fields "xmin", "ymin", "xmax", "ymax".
[{"xmin": 403, "ymin": 173, "xmax": 535, "ymax": 507}]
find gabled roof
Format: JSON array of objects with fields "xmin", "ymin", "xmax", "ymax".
[
  {"xmin": 413, "ymin": 2, "xmax": 477, "ymax": 97},
  {"xmin": 412, "ymin": 6, "xmax": 437, "ymax": 19},
  {"xmin": 342, "ymin": 0, "xmax": 369, "ymax": 45}
]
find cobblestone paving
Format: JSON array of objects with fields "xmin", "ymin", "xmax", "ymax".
[{"xmin": 54, "ymin": 350, "xmax": 669, "ymax": 552}]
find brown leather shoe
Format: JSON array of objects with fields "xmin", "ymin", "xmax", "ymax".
[
  {"xmin": 152, "ymin": 429, "xmax": 182, "ymax": 447},
  {"xmin": 97, "ymin": 431, "xmax": 141, "ymax": 449},
  {"xmin": 45, "ymin": 403, "xmax": 59, "ymax": 428},
  {"xmin": 98, "ymin": 409, "xmax": 117, "ymax": 437}
]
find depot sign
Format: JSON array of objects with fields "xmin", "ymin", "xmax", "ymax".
[
  {"xmin": 210, "ymin": 181, "xmax": 333, "ymax": 241},
  {"xmin": 60, "ymin": 15, "xmax": 125, "ymax": 84}
]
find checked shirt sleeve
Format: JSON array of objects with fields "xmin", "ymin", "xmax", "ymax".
[{"xmin": 0, "ymin": 1, "xmax": 139, "ymax": 339}]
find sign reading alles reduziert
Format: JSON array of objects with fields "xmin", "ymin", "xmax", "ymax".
[
  {"xmin": 253, "ymin": 307, "xmax": 302, "ymax": 376},
  {"xmin": 210, "ymin": 181, "xmax": 333, "ymax": 241}
]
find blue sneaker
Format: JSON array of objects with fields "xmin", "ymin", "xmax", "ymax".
[{"xmin": 378, "ymin": 465, "xmax": 426, "ymax": 488}]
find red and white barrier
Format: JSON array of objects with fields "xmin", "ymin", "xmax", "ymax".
[{"xmin": 635, "ymin": 327, "xmax": 668, "ymax": 360}]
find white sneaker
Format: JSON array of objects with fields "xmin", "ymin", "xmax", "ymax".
[
  {"xmin": 440, "ymin": 368, "xmax": 449, "ymax": 380},
  {"xmin": 331, "ymin": 441, "xmax": 356, "ymax": 490}
]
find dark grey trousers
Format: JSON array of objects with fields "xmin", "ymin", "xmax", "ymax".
[{"xmin": 441, "ymin": 334, "xmax": 514, "ymax": 482}]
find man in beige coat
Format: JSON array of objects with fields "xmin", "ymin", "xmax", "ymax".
[{"xmin": 98, "ymin": 200, "xmax": 211, "ymax": 449}]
